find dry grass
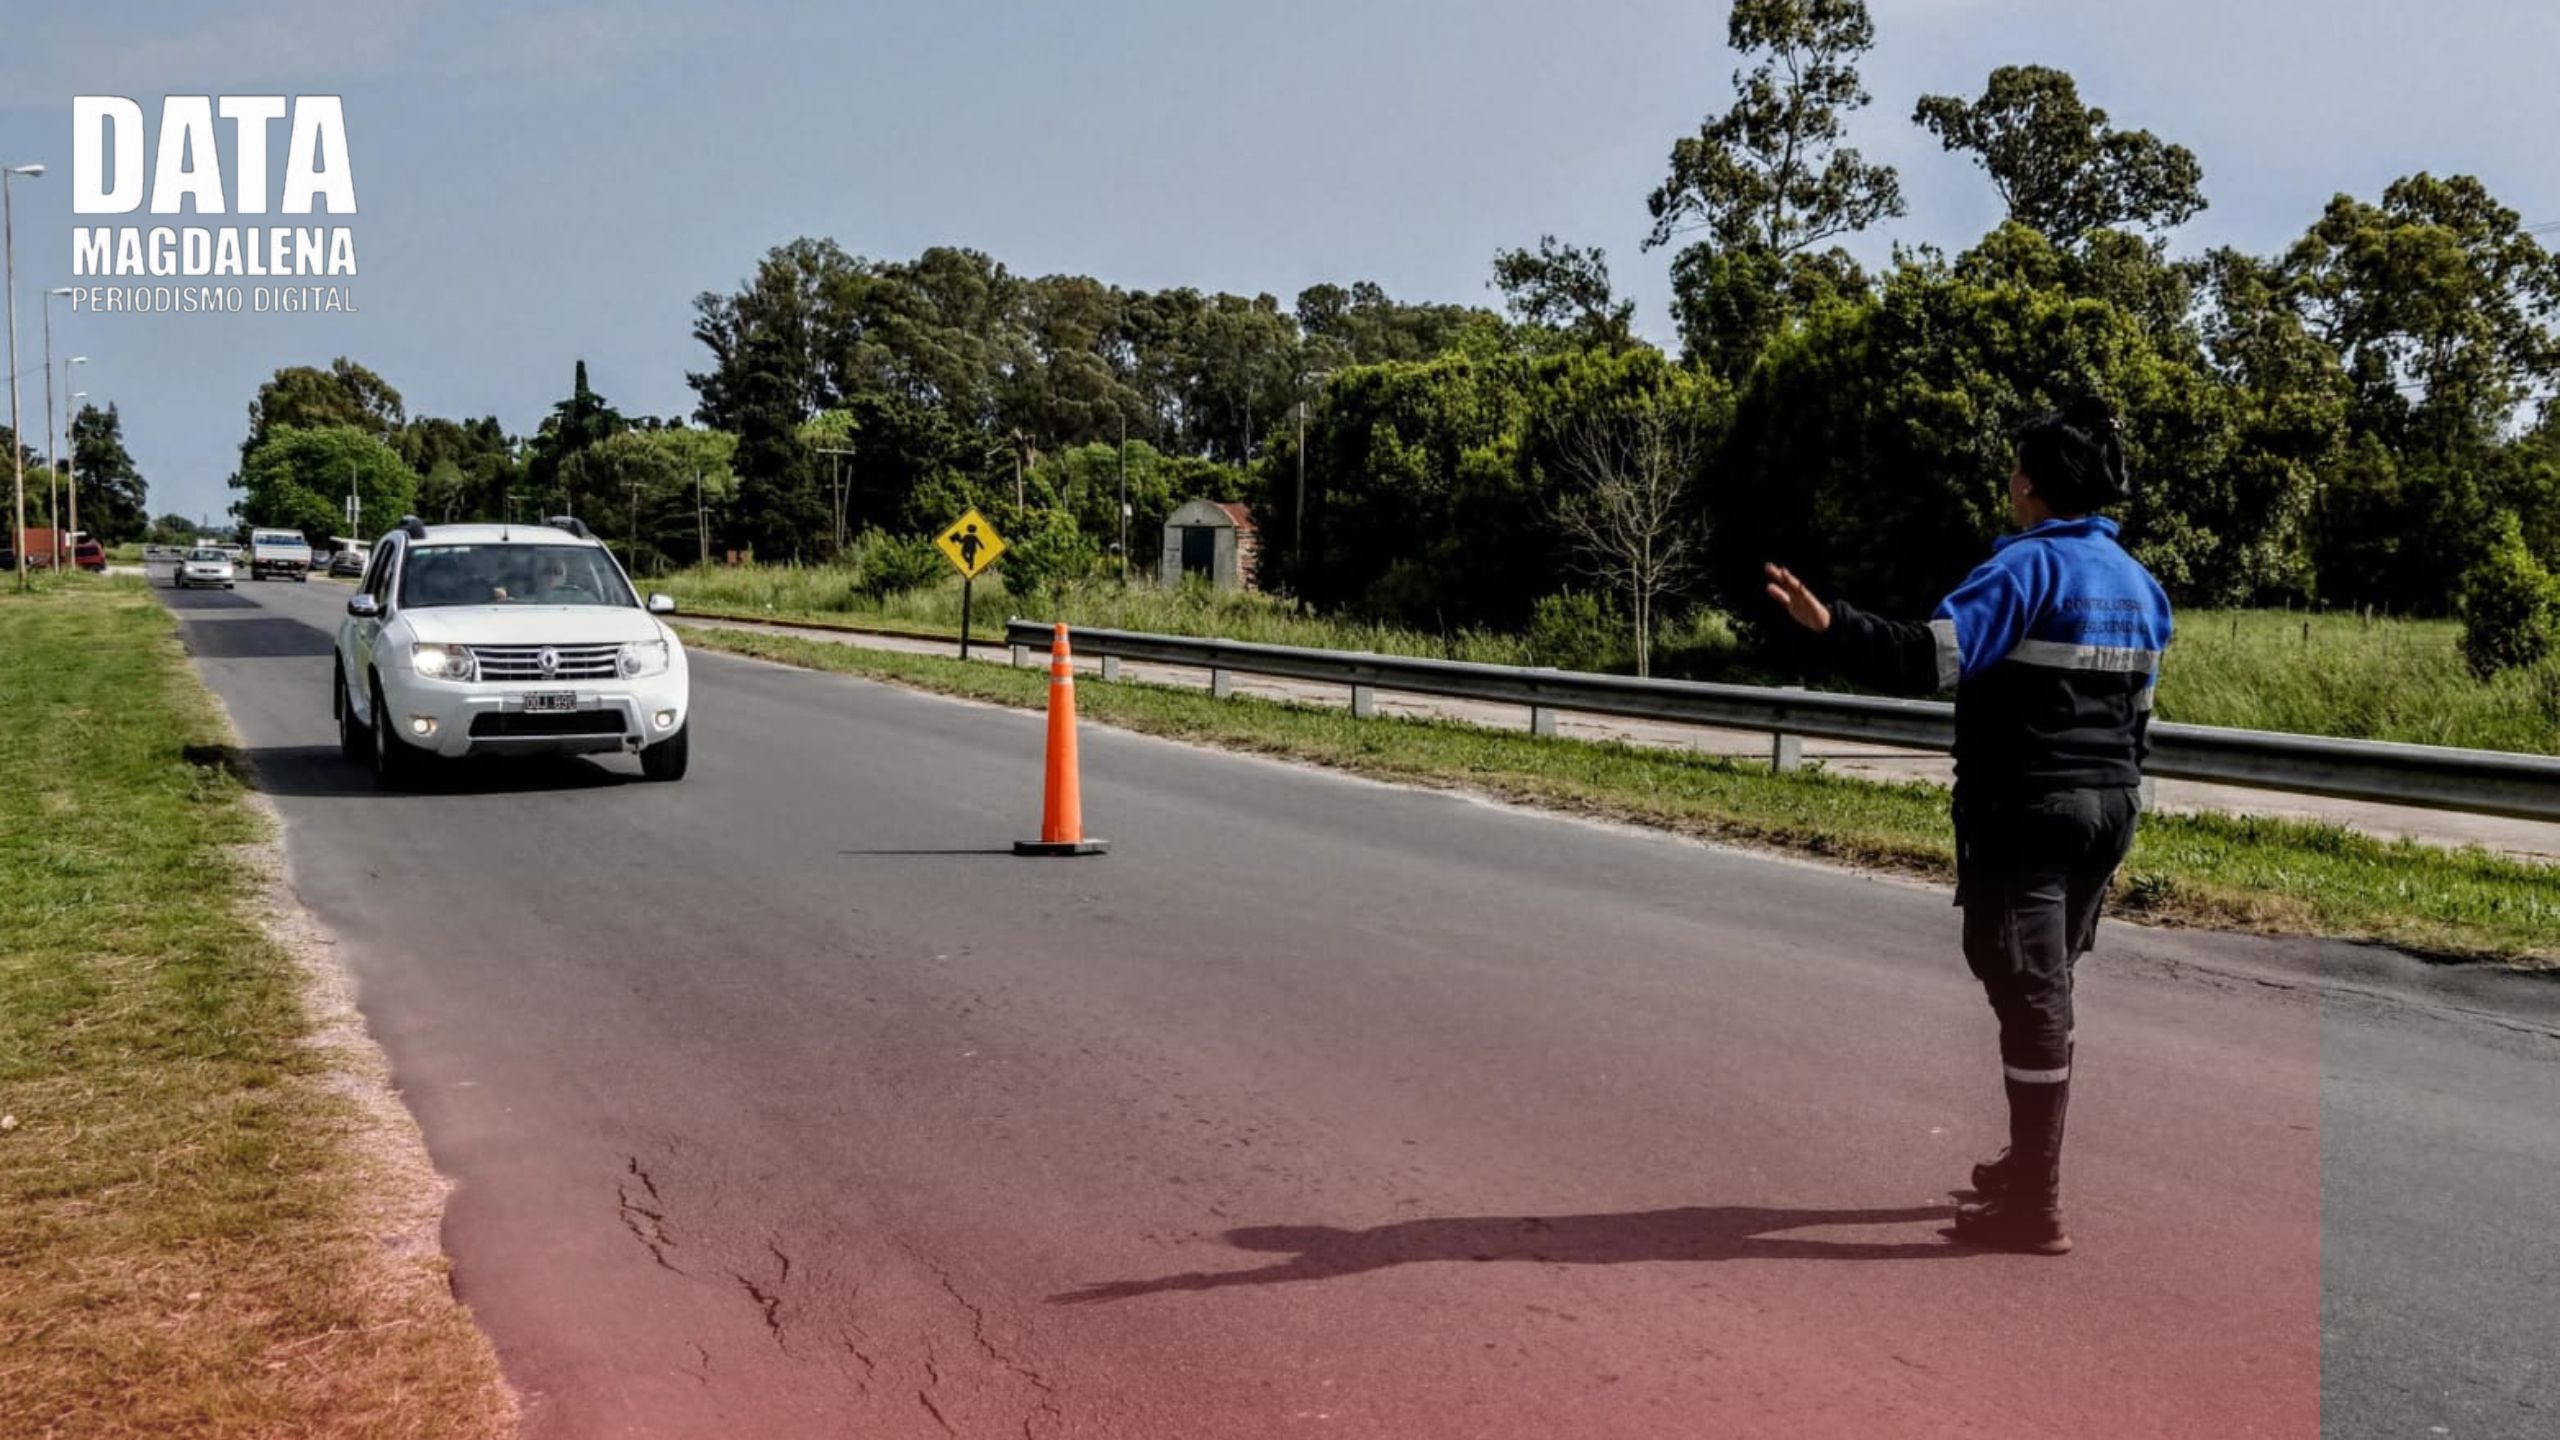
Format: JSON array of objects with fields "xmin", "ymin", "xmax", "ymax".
[{"xmin": 0, "ymin": 578, "xmax": 516, "ymax": 1439}]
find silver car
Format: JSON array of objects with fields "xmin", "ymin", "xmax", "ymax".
[{"xmin": 175, "ymin": 546, "xmax": 237, "ymax": 589}]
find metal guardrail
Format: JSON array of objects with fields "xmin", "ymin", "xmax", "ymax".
[{"xmin": 1003, "ymin": 619, "xmax": 2560, "ymax": 825}]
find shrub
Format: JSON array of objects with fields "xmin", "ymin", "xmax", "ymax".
[
  {"xmin": 1528, "ymin": 590, "xmax": 1626, "ymax": 672},
  {"xmin": 997, "ymin": 510, "xmax": 1101, "ymax": 617},
  {"xmin": 2456, "ymin": 514, "xmax": 2560, "ymax": 680},
  {"xmin": 850, "ymin": 530, "xmax": 945, "ymax": 599}
]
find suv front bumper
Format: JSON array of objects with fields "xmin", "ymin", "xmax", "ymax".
[{"xmin": 379, "ymin": 670, "xmax": 690, "ymax": 759}]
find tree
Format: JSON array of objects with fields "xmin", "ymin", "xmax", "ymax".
[
  {"xmin": 242, "ymin": 358, "xmax": 404, "ymax": 457},
  {"xmin": 2458, "ymin": 512, "xmax": 2559, "ymax": 679},
  {"xmin": 2285, "ymin": 174, "xmax": 2560, "ymax": 462},
  {"xmin": 1913, "ymin": 66, "xmax": 2207, "ymax": 244},
  {"xmin": 233, "ymin": 424, "xmax": 416, "ymax": 545},
  {"xmin": 557, "ymin": 427, "xmax": 739, "ymax": 573},
  {"xmin": 1296, "ymin": 282, "xmax": 1499, "ymax": 370},
  {"xmin": 1555, "ymin": 403, "xmax": 1706, "ymax": 676},
  {"xmin": 2279, "ymin": 174, "xmax": 2560, "ymax": 606},
  {"xmin": 1646, "ymin": 0, "xmax": 1904, "ymax": 376},
  {"xmin": 71, "ymin": 403, "xmax": 150, "ymax": 542},
  {"xmin": 1714, "ymin": 228, "xmax": 2316, "ymax": 624},
  {"xmin": 1491, "ymin": 237, "xmax": 1636, "ymax": 350},
  {"xmin": 526, "ymin": 360, "xmax": 629, "ymax": 519},
  {"xmin": 398, "ymin": 414, "xmax": 518, "ymax": 522}
]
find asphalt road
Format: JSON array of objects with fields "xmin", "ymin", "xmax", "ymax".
[{"xmin": 167, "ymin": 574, "xmax": 2559, "ymax": 1439}]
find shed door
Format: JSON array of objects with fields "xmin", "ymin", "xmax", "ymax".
[{"xmin": 1180, "ymin": 526, "xmax": 1218, "ymax": 579}]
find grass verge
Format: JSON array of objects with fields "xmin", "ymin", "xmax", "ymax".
[
  {"xmin": 686, "ymin": 624, "xmax": 2560, "ymax": 968},
  {"xmin": 0, "ymin": 578, "xmax": 515, "ymax": 1438}
]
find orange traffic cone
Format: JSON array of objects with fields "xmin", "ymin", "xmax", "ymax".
[{"xmin": 1015, "ymin": 623, "xmax": 1110, "ymax": 857}]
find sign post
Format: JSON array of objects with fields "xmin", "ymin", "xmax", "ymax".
[{"xmin": 933, "ymin": 507, "xmax": 1008, "ymax": 661}]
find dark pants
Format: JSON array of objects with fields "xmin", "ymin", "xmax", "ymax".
[{"xmin": 1955, "ymin": 788, "xmax": 2141, "ymax": 1082}]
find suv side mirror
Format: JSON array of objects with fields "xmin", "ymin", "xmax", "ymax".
[
  {"xmin": 346, "ymin": 594, "xmax": 381, "ymax": 619},
  {"xmin": 647, "ymin": 593, "xmax": 677, "ymax": 615}
]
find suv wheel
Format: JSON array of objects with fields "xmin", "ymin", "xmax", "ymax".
[
  {"xmin": 334, "ymin": 663, "xmax": 370, "ymax": 764},
  {"xmin": 640, "ymin": 722, "xmax": 690, "ymax": 782},
  {"xmin": 368, "ymin": 676, "xmax": 421, "ymax": 789}
]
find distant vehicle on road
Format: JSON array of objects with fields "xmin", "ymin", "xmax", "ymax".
[
  {"xmin": 333, "ymin": 516, "xmax": 691, "ymax": 786},
  {"xmin": 175, "ymin": 547, "xmax": 237, "ymax": 589},
  {"xmin": 249, "ymin": 528, "xmax": 314, "ymax": 582},
  {"xmin": 329, "ymin": 549, "xmax": 365, "ymax": 578}
]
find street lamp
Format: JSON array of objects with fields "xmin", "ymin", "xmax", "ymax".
[
  {"xmin": 67, "ymin": 383, "xmax": 90, "ymax": 541},
  {"xmin": 58, "ymin": 351, "xmax": 87, "ymax": 556},
  {"xmin": 4, "ymin": 162, "xmax": 45, "ymax": 590}
]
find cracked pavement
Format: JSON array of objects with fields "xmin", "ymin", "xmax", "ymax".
[{"xmin": 166, "ymin": 578, "xmax": 2560, "ymax": 1438}]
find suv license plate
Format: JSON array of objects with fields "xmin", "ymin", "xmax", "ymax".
[{"xmin": 523, "ymin": 692, "xmax": 578, "ymax": 713}]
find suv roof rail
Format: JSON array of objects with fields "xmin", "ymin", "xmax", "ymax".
[
  {"xmin": 398, "ymin": 515, "xmax": 429, "ymax": 540},
  {"xmin": 545, "ymin": 514, "xmax": 594, "ymax": 540}
]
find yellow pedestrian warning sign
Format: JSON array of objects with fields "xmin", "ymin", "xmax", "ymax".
[{"xmin": 936, "ymin": 509, "xmax": 1007, "ymax": 579}]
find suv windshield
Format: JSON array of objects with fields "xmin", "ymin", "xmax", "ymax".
[
  {"xmin": 186, "ymin": 548, "xmax": 226, "ymax": 562},
  {"xmin": 398, "ymin": 544, "xmax": 636, "ymax": 609}
]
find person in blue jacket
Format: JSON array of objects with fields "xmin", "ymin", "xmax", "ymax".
[{"xmin": 1763, "ymin": 400, "xmax": 2173, "ymax": 1255}]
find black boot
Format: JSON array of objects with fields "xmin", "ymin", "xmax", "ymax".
[
  {"xmin": 1955, "ymin": 1073, "xmax": 2072, "ymax": 1254},
  {"xmin": 1965, "ymin": 1043, "xmax": 2073, "ymax": 1197}
]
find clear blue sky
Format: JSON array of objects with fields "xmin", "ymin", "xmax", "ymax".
[{"xmin": 4, "ymin": 0, "xmax": 2556, "ymax": 526}]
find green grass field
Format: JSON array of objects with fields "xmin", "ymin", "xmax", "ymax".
[
  {"xmin": 683, "ymin": 624, "xmax": 2560, "ymax": 967},
  {"xmin": 0, "ymin": 578, "xmax": 513, "ymax": 1438},
  {"xmin": 2156, "ymin": 608, "xmax": 2560, "ymax": 753}
]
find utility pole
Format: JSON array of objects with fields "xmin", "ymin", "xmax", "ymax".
[
  {"xmin": 1294, "ymin": 399, "xmax": 1306, "ymax": 566},
  {"xmin": 1116, "ymin": 408, "xmax": 1129, "ymax": 583},
  {"xmin": 812, "ymin": 445, "xmax": 855, "ymax": 554},
  {"xmin": 1293, "ymin": 371, "xmax": 1330, "ymax": 573},
  {"xmin": 694, "ymin": 467, "xmax": 709, "ymax": 567},
  {"xmin": 627, "ymin": 478, "xmax": 643, "ymax": 571}
]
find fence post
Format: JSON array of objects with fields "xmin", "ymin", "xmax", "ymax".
[
  {"xmin": 2138, "ymin": 776, "xmax": 2157, "ymax": 812},
  {"xmin": 1010, "ymin": 643, "xmax": 1029, "ymax": 668},
  {"xmin": 1212, "ymin": 667, "xmax": 1235, "ymax": 700},
  {"xmin": 1101, "ymin": 655, "xmax": 1120, "ymax": 682},
  {"xmin": 1351, "ymin": 684, "xmax": 1378, "ymax": 719},
  {"xmin": 1770, "ymin": 684, "xmax": 1805, "ymax": 772}
]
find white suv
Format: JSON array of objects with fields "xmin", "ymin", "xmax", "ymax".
[{"xmin": 332, "ymin": 517, "xmax": 691, "ymax": 786}]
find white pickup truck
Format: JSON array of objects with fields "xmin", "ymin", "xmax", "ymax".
[{"xmin": 249, "ymin": 528, "xmax": 314, "ymax": 581}]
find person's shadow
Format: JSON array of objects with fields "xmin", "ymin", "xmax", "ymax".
[{"xmin": 1051, "ymin": 1204, "xmax": 1956, "ymax": 1305}]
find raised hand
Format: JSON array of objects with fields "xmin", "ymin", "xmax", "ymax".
[{"xmin": 1763, "ymin": 563, "xmax": 1832, "ymax": 634}]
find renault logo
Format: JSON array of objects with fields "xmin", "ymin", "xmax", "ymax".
[{"xmin": 537, "ymin": 647, "xmax": 560, "ymax": 675}]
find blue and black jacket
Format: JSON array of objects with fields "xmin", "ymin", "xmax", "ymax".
[{"xmin": 1826, "ymin": 516, "xmax": 2173, "ymax": 799}]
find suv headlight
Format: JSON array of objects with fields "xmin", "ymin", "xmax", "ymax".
[
  {"xmin": 410, "ymin": 643, "xmax": 477, "ymax": 681},
  {"xmin": 620, "ymin": 640, "xmax": 670, "ymax": 678}
]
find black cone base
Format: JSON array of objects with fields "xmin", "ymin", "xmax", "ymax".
[{"xmin": 1014, "ymin": 839, "xmax": 1111, "ymax": 857}]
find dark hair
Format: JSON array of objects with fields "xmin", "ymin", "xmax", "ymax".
[{"xmin": 2011, "ymin": 400, "xmax": 2129, "ymax": 513}]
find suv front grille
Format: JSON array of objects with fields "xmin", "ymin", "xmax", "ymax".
[{"xmin": 471, "ymin": 643, "xmax": 623, "ymax": 681}]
